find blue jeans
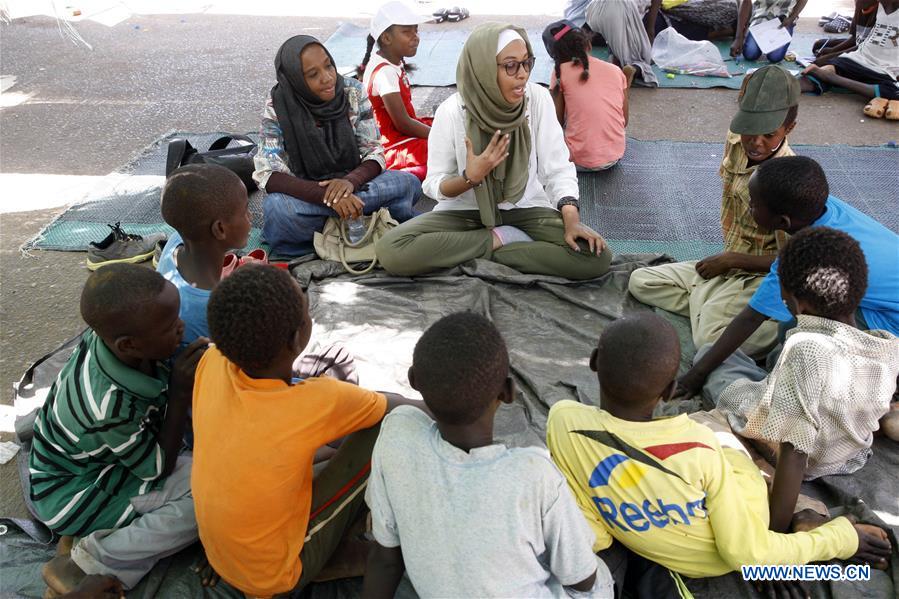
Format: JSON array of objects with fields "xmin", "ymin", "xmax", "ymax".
[
  {"xmin": 743, "ymin": 24, "xmax": 794, "ymax": 63},
  {"xmin": 262, "ymin": 170, "xmax": 421, "ymax": 257}
]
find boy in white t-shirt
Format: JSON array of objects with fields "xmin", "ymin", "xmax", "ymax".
[{"xmin": 362, "ymin": 312, "xmax": 613, "ymax": 598}]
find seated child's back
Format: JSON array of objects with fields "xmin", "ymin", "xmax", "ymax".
[
  {"xmin": 716, "ymin": 226, "xmax": 899, "ymax": 477},
  {"xmin": 546, "ymin": 21, "xmax": 627, "ymax": 169},
  {"xmin": 365, "ymin": 313, "xmax": 611, "ymax": 598},
  {"xmin": 157, "ymin": 164, "xmax": 251, "ymax": 348},
  {"xmin": 547, "ymin": 314, "xmax": 872, "ymax": 579},
  {"xmin": 192, "ymin": 265, "xmax": 388, "ymax": 597}
]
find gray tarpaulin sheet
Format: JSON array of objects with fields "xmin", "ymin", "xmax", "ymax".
[{"xmin": 2, "ymin": 256, "xmax": 897, "ymax": 598}]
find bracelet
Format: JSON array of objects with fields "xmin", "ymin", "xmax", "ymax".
[
  {"xmin": 462, "ymin": 169, "xmax": 483, "ymax": 188},
  {"xmin": 557, "ymin": 197, "xmax": 580, "ymax": 211}
]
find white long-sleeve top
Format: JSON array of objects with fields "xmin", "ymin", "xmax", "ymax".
[{"xmin": 424, "ymin": 82, "xmax": 579, "ymax": 213}]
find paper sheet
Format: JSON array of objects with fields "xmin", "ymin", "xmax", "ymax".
[{"xmin": 748, "ymin": 18, "xmax": 793, "ymax": 55}]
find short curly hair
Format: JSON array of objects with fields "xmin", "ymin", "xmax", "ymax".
[
  {"xmin": 207, "ymin": 264, "xmax": 306, "ymax": 372},
  {"xmin": 412, "ymin": 312, "xmax": 509, "ymax": 426},
  {"xmin": 754, "ymin": 156, "xmax": 829, "ymax": 223},
  {"xmin": 81, "ymin": 263, "xmax": 168, "ymax": 338},
  {"xmin": 161, "ymin": 164, "xmax": 245, "ymax": 241},
  {"xmin": 778, "ymin": 226, "xmax": 868, "ymax": 320}
]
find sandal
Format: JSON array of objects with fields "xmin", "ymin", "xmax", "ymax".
[
  {"xmin": 823, "ymin": 15, "xmax": 851, "ymax": 34},
  {"xmin": 432, "ymin": 8, "xmax": 449, "ymax": 23},
  {"xmin": 446, "ymin": 7, "xmax": 469, "ymax": 22},
  {"xmin": 886, "ymin": 100, "xmax": 899, "ymax": 121},
  {"xmin": 863, "ymin": 97, "xmax": 889, "ymax": 119}
]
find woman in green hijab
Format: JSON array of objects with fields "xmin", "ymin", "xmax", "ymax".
[{"xmin": 376, "ymin": 23, "xmax": 613, "ymax": 280}]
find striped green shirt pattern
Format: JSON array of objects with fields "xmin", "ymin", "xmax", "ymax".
[{"xmin": 29, "ymin": 330, "xmax": 169, "ymax": 536}]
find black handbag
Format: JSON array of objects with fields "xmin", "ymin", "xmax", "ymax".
[{"xmin": 165, "ymin": 134, "xmax": 258, "ymax": 192}]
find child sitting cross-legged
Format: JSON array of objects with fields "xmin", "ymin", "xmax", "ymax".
[
  {"xmin": 704, "ymin": 227, "xmax": 899, "ymax": 532},
  {"xmin": 546, "ymin": 314, "xmax": 891, "ymax": 599},
  {"xmin": 191, "ymin": 264, "xmax": 424, "ymax": 598},
  {"xmin": 363, "ymin": 312, "xmax": 614, "ymax": 598},
  {"xmin": 157, "ymin": 163, "xmax": 252, "ymax": 350},
  {"xmin": 31, "ymin": 264, "xmax": 207, "ymax": 594},
  {"xmin": 543, "ymin": 19, "xmax": 630, "ymax": 171}
]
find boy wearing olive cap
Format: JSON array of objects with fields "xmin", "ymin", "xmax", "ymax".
[{"xmin": 628, "ymin": 65, "xmax": 799, "ymax": 358}]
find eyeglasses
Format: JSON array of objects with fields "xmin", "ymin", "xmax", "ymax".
[{"xmin": 496, "ymin": 56, "xmax": 536, "ymax": 77}]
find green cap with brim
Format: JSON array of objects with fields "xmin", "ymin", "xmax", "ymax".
[{"xmin": 730, "ymin": 65, "xmax": 800, "ymax": 135}]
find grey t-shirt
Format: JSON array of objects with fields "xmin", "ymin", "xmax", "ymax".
[{"xmin": 366, "ymin": 406, "xmax": 612, "ymax": 598}]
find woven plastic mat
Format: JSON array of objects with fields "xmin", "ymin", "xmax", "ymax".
[{"xmin": 23, "ymin": 133, "xmax": 899, "ymax": 262}]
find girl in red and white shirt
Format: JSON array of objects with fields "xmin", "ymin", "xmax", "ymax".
[{"xmin": 359, "ymin": 1, "xmax": 431, "ymax": 181}]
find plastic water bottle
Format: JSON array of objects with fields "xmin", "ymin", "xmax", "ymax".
[{"xmin": 346, "ymin": 217, "xmax": 366, "ymax": 244}]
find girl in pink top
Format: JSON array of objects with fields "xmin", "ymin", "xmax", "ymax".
[{"xmin": 544, "ymin": 21, "xmax": 630, "ymax": 171}]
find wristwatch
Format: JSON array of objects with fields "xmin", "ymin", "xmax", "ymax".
[
  {"xmin": 462, "ymin": 169, "xmax": 483, "ymax": 188},
  {"xmin": 557, "ymin": 197, "xmax": 580, "ymax": 211}
]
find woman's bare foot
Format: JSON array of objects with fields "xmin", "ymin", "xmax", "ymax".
[
  {"xmin": 42, "ymin": 556, "xmax": 87, "ymax": 595},
  {"xmin": 878, "ymin": 408, "xmax": 899, "ymax": 442}
]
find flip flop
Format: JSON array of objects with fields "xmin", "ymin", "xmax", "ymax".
[
  {"xmin": 863, "ymin": 97, "xmax": 889, "ymax": 119},
  {"xmin": 823, "ymin": 15, "xmax": 851, "ymax": 33},
  {"xmin": 446, "ymin": 7, "xmax": 469, "ymax": 22},
  {"xmin": 432, "ymin": 8, "xmax": 449, "ymax": 23},
  {"xmin": 885, "ymin": 100, "xmax": 899, "ymax": 121}
]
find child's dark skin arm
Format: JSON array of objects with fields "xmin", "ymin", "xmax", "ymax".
[
  {"xmin": 674, "ymin": 306, "xmax": 767, "ymax": 399},
  {"xmin": 768, "ymin": 442, "xmax": 808, "ymax": 533},
  {"xmin": 551, "ymin": 86, "xmax": 566, "ymax": 126},
  {"xmin": 382, "ymin": 392, "xmax": 433, "ymax": 418},
  {"xmin": 158, "ymin": 337, "xmax": 208, "ymax": 477},
  {"xmin": 695, "ymin": 252, "xmax": 776, "ymax": 279},
  {"xmin": 382, "ymin": 93, "xmax": 431, "ymax": 139},
  {"xmin": 731, "ymin": 0, "xmax": 753, "ymax": 56},
  {"xmin": 567, "ymin": 572, "xmax": 597, "ymax": 593},
  {"xmin": 644, "ymin": 0, "xmax": 663, "ymax": 43},
  {"xmin": 362, "ymin": 544, "xmax": 406, "ymax": 599}
]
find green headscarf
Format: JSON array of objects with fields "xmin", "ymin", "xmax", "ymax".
[{"xmin": 457, "ymin": 23, "xmax": 533, "ymax": 227}]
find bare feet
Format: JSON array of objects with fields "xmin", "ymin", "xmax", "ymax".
[
  {"xmin": 622, "ymin": 65, "xmax": 637, "ymax": 88},
  {"xmin": 878, "ymin": 407, "xmax": 899, "ymax": 442},
  {"xmin": 42, "ymin": 555, "xmax": 87, "ymax": 595}
]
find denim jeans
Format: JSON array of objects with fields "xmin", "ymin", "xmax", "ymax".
[
  {"xmin": 262, "ymin": 169, "xmax": 421, "ymax": 257},
  {"xmin": 743, "ymin": 24, "xmax": 794, "ymax": 63}
]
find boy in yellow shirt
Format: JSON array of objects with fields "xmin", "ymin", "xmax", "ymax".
[{"xmin": 546, "ymin": 313, "xmax": 890, "ymax": 595}]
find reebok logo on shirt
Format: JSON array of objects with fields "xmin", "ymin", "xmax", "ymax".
[{"xmin": 575, "ymin": 429, "xmax": 714, "ymax": 534}]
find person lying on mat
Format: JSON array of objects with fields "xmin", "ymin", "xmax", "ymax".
[
  {"xmin": 629, "ymin": 65, "xmax": 797, "ymax": 360},
  {"xmin": 676, "ymin": 156, "xmax": 899, "ymax": 401},
  {"xmin": 546, "ymin": 314, "xmax": 892, "ymax": 599},
  {"xmin": 191, "ymin": 265, "xmax": 426, "ymax": 598},
  {"xmin": 376, "ymin": 24, "xmax": 613, "ymax": 280},
  {"xmin": 363, "ymin": 312, "xmax": 614, "ymax": 598},
  {"xmin": 254, "ymin": 34, "xmax": 421, "ymax": 257},
  {"xmin": 800, "ymin": 0, "xmax": 899, "ymax": 121}
]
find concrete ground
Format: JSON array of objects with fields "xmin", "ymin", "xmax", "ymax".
[{"xmin": 0, "ymin": 2, "xmax": 888, "ymax": 520}]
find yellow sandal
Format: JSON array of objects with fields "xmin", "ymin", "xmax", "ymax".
[
  {"xmin": 863, "ymin": 97, "xmax": 888, "ymax": 118},
  {"xmin": 885, "ymin": 99, "xmax": 899, "ymax": 121}
]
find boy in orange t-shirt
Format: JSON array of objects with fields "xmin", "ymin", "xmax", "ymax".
[{"xmin": 191, "ymin": 264, "xmax": 422, "ymax": 597}]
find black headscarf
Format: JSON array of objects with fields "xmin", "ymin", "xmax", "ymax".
[{"xmin": 271, "ymin": 35, "xmax": 361, "ymax": 181}]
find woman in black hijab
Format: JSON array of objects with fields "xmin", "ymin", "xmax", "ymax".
[{"xmin": 254, "ymin": 35, "xmax": 421, "ymax": 256}]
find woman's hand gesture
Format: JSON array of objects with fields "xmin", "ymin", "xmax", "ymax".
[
  {"xmin": 464, "ymin": 130, "xmax": 510, "ymax": 184},
  {"xmin": 564, "ymin": 222, "xmax": 607, "ymax": 255}
]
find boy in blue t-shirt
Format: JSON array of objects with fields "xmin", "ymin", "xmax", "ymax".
[
  {"xmin": 156, "ymin": 164, "xmax": 252, "ymax": 348},
  {"xmin": 677, "ymin": 155, "xmax": 899, "ymax": 398}
]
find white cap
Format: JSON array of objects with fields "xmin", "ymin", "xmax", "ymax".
[{"xmin": 371, "ymin": 1, "xmax": 429, "ymax": 42}]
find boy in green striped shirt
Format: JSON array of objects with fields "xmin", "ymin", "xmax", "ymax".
[{"xmin": 30, "ymin": 264, "xmax": 208, "ymax": 594}]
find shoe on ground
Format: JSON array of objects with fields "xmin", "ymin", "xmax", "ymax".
[
  {"xmin": 86, "ymin": 223, "xmax": 167, "ymax": 271},
  {"xmin": 221, "ymin": 253, "xmax": 239, "ymax": 279},
  {"xmin": 238, "ymin": 248, "xmax": 268, "ymax": 266},
  {"xmin": 151, "ymin": 239, "xmax": 167, "ymax": 269}
]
